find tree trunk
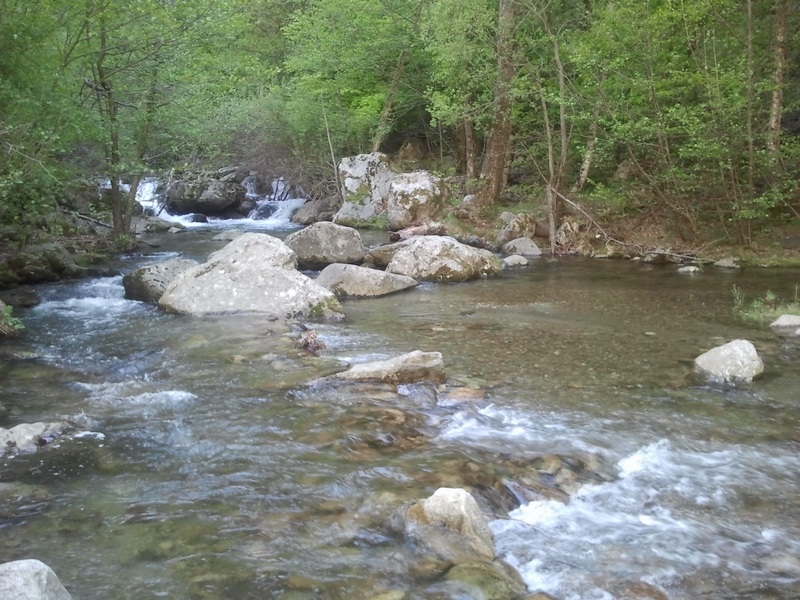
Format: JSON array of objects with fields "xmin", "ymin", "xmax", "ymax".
[
  {"xmin": 464, "ymin": 117, "xmax": 477, "ymax": 181},
  {"xmin": 767, "ymin": 0, "xmax": 788, "ymax": 154},
  {"xmin": 476, "ymin": 0, "xmax": 516, "ymax": 210}
]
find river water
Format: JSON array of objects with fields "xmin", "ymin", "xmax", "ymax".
[{"xmin": 1, "ymin": 225, "xmax": 799, "ymax": 600}]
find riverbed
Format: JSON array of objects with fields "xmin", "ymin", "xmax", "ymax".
[{"xmin": 1, "ymin": 226, "xmax": 799, "ymax": 600}]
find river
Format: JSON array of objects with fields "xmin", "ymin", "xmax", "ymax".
[{"xmin": 1, "ymin": 223, "xmax": 799, "ymax": 600}]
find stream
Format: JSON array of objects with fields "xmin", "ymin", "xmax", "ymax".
[{"xmin": 1, "ymin": 223, "xmax": 799, "ymax": 600}]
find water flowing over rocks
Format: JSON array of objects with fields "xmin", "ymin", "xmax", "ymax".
[
  {"xmin": 333, "ymin": 153, "xmax": 398, "ymax": 227},
  {"xmin": 387, "ymin": 171, "xmax": 447, "ymax": 230},
  {"xmin": 166, "ymin": 177, "xmax": 245, "ymax": 216},
  {"xmin": 158, "ymin": 233, "xmax": 344, "ymax": 319},
  {"xmin": 386, "ymin": 236, "xmax": 502, "ymax": 282},
  {"xmin": 333, "ymin": 350, "xmax": 445, "ymax": 384},
  {"xmin": 315, "ymin": 263, "xmax": 418, "ymax": 298},
  {"xmin": 0, "ymin": 559, "xmax": 72, "ymax": 600},
  {"xmin": 0, "ymin": 422, "xmax": 71, "ymax": 457},
  {"xmin": 693, "ymin": 339, "xmax": 764, "ymax": 384},
  {"xmin": 769, "ymin": 314, "xmax": 800, "ymax": 337},
  {"xmin": 122, "ymin": 258, "xmax": 199, "ymax": 303},
  {"xmin": 283, "ymin": 222, "xmax": 366, "ymax": 269}
]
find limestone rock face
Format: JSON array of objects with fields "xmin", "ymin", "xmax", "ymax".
[
  {"xmin": 386, "ymin": 236, "xmax": 501, "ymax": 282},
  {"xmin": 333, "ymin": 153, "xmax": 398, "ymax": 227},
  {"xmin": 693, "ymin": 339, "xmax": 764, "ymax": 383},
  {"xmin": 316, "ymin": 263, "xmax": 418, "ymax": 298},
  {"xmin": 334, "ymin": 350, "xmax": 445, "ymax": 384},
  {"xmin": 0, "ymin": 560, "xmax": 72, "ymax": 600},
  {"xmin": 404, "ymin": 487, "xmax": 495, "ymax": 563},
  {"xmin": 158, "ymin": 233, "xmax": 343, "ymax": 320},
  {"xmin": 123, "ymin": 258, "xmax": 199, "ymax": 303},
  {"xmin": 284, "ymin": 222, "xmax": 365, "ymax": 269},
  {"xmin": 387, "ymin": 171, "xmax": 446, "ymax": 230}
]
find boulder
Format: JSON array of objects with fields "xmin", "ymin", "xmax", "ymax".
[
  {"xmin": 0, "ymin": 288, "xmax": 40, "ymax": 308},
  {"xmin": 316, "ymin": 264, "xmax": 418, "ymax": 298},
  {"xmin": 284, "ymin": 222, "xmax": 366, "ymax": 269},
  {"xmin": 364, "ymin": 241, "xmax": 409, "ymax": 268},
  {"xmin": 445, "ymin": 561, "xmax": 528, "ymax": 600},
  {"xmin": 714, "ymin": 256, "xmax": 740, "ymax": 269},
  {"xmin": 769, "ymin": 314, "xmax": 800, "ymax": 337},
  {"xmin": 122, "ymin": 258, "xmax": 199, "ymax": 303},
  {"xmin": 166, "ymin": 178, "xmax": 244, "ymax": 215},
  {"xmin": 292, "ymin": 196, "xmax": 337, "ymax": 225},
  {"xmin": 334, "ymin": 350, "xmax": 445, "ymax": 384},
  {"xmin": 502, "ymin": 255, "xmax": 528, "ymax": 268},
  {"xmin": 502, "ymin": 237, "xmax": 542, "ymax": 258},
  {"xmin": 386, "ymin": 236, "xmax": 502, "ymax": 282},
  {"xmin": 693, "ymin": 339, "xmax": 764, "ymax": 384},
  {"xmin": 158, "ymin": 233, "xmax": 344, "ymax": 320},
  {"xmin": 387, "ymin": 171, "xmax": 447, "ymax": 230},
  {"xmin": 403, "ymin": 487, "xmax": 495, "ymax": 563},
  {"xmin": 333, "ymin": 153, "xmax": 398, "ymax": 227},
  {"xmin": 496, "ymin": 214, "xmax": 541, "ymax": 246},
  {"xmin": 0, "ymin": 560, "xmax": 72, "ymax": 600},
  {"xmin": 0, "ymin": 422, "xmax": 70, "ymax": 457}
]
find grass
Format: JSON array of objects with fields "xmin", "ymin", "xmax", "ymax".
[{"xmin": 732, "ymin": 284, "xmax": 800, "ymax": 324}]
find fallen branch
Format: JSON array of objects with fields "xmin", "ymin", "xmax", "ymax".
[{"xmin": 73, "ymin": 212, "xmax": 112, "ymax": 229}]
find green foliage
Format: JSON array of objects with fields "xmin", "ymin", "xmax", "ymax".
[
  {"xmin": 1, "ymin": 304, "xmax": 25, "ymax": 336},
  {"xmin": 732, "ymin": 284, "xmax": 800, "ymax": 324}
]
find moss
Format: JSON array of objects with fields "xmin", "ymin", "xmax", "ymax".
[
  {"xmin": 308, "ymin": 295, "xmax": 343, "ymax": 318},
  {"xmin": 0, "ymin": 303, "xmax": 24, "ymax": 337}
]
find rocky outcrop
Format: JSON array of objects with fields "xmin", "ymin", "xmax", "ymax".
[
  {"xmin": 502, "ymin": 237, "xmax": 542, "ymax": 257},
  {"xmin": 284, "ymin": 222, "xmax": 365, "ymax": 269},
  {"xmin": 385, "ymin": 236, "xmax": 502, "ymax": 282},
  {"xmin": 316, "ymin": 263, "xmax": 418, "ymax": 298},
  {"xmin": 694, "ymin": 339, "xmax": 764, "ymax": 384},
  {"xmin": 122, "ymin": 258, "xmax": 199, "ymax": 302},
  {"xmin": 158, "ymin": 233, "xmax": 344, "ymax": 320},
  {"xmin": 0, "ymin": 559, "xmax": 72, "ymax": 600},
  {"xmin": 333, "ymin": 350, "xmax": 445, "ymax": 384},
  {"xmin": 387, "ymin": 171, "xmax": 447, "ymax": 230},
  {"xmin": 769, "ymin": 314, "xmax": 800, "ymax": 337},
  {"xmin": 0, "ymin": 422, "xmax": 71, "ymax": 457},
  {"xmin": 333, "ymin": 153, "xmax": 397, "ymax": 227},
  {"xmin": 0, "ymin": 243, "xmax": 87, "ymax": 288}
]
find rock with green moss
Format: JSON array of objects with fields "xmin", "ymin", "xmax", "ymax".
[
  {"xmin": 333, "ymin": 153, "xmax": 398, "ymax": 227},
  {"xmin": 445, "ymin": 561, "xmax": 528, "ymax": 600},
  {"xmin": 387, "ymin": 171, "xmax": 447, "ymax": 230}
]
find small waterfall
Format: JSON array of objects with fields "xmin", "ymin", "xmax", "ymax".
[{"xmin": 245, "ymin": 176, "xmax": 305, "ymax": 226}]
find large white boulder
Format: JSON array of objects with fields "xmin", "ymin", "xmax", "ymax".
[
  {"xmin": 284, "ymin": 222, "xmax": 365, "ymax": 269},
  {"xmin": 694, "ymin": 339, "xmax": 764, "ymax": 384},
  {"xmin": 386, "ymin": 236, "xmax": 501, "ymax": 282},
  {"xmin": 0, "ymin": 423, "xmax": 69, "ymax": 457},
  {"xmin": 333, "ymin": 153, "xmax": 398, "ymax": 227},
  {"xmin": 316, "ymin": 263, "xmax": 418, "ymax": 298},
  {"xmin": 0, "ymin": 559, "xmax": 72, "ymax": 600},
  {"xmin": 158, "ymin": 233, "xmax": 343, "ymax": 319},
  {"xmin": 387, "ymin": 171, "xmax": 446, "ymax": 230}
]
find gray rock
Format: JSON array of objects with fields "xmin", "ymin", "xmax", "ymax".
[
  {"xmin": 769, "ymin": 314, "xmax": 800, "ymax": 337},
  {"xmin": 291, "ymin": 196, "xmax": 337, "ymax": 225},
  {"xmin": 694, "ymin": 339, "xmax": 764, "ymax": 384},
  {"xmin": 0, "ymin": 559, "xmax": 72, "ymax": 600},
  {"xmin": 502, "ymin": 237, "xmax": 542, "ymax": 257},
  {"xmin": 386, "ymin": 236, "xmax": 502, "ymax": 282},
  {"xmin": 211, "ymin": 230, "xmax": 246, "ymax": 241},
  {"xmin": 334, "ymin": 350, "xmax": 445, "ymax": 384},
  {"xmin": 714, "ymin": 256, "xmax": 740, "ymax": 269},
  {"xmin": 677, "ymin": 265, "xmax": 700, "ymax": 274},
  {"xmin": 365, "ymin": 241, "xmax": 409, "ymax": 268},
  {"xmin": 0, "ymin": 422, "xmax": 70, "ymax": 457},
  {"xmin": 316, "ymin": 264, "xmax": 418, "ymax": 298},
  {"xmin": 166, "ymin": 178, "xmax": 244, "ymax": 215},
  {"xmin": 445, "ymin": 561, "xmax": 528, "ymax": 600},
  {"xmin": 502, "ymin": 255, "xmax": 528, "ymax": 268},
  {"xmin": 158, "ymin": 233, "xmax": 343, "ymax": 320},
  {"xmin": 387, "ymin": 171, "xmax": 446, "ymax": 230},
  {"xmin": 123, "ymin": 258, "xmax": 199, "ymax": 302},
  {"xmin": 496, "ymin": 214, "xmax": 540, "ymax": 246},
  {"xmin": 284, "ymin": 222, "xmax": 366, "ymax": 269},
  {"xmin": 333, "ymin": 153, "xmax": 398, "ymax": 227},
  {"xmin": 404, "ymin": 487, "xmax": 495, "ymax": 563}
]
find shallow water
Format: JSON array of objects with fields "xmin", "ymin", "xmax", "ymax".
[{"xmin": 1, "ymin": 234, "xmax": 799, "ymax": 600}]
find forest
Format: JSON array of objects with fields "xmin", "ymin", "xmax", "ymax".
[{"xmin": 1, "ymin": 0, "xmax": 798, "ymax": 249}]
